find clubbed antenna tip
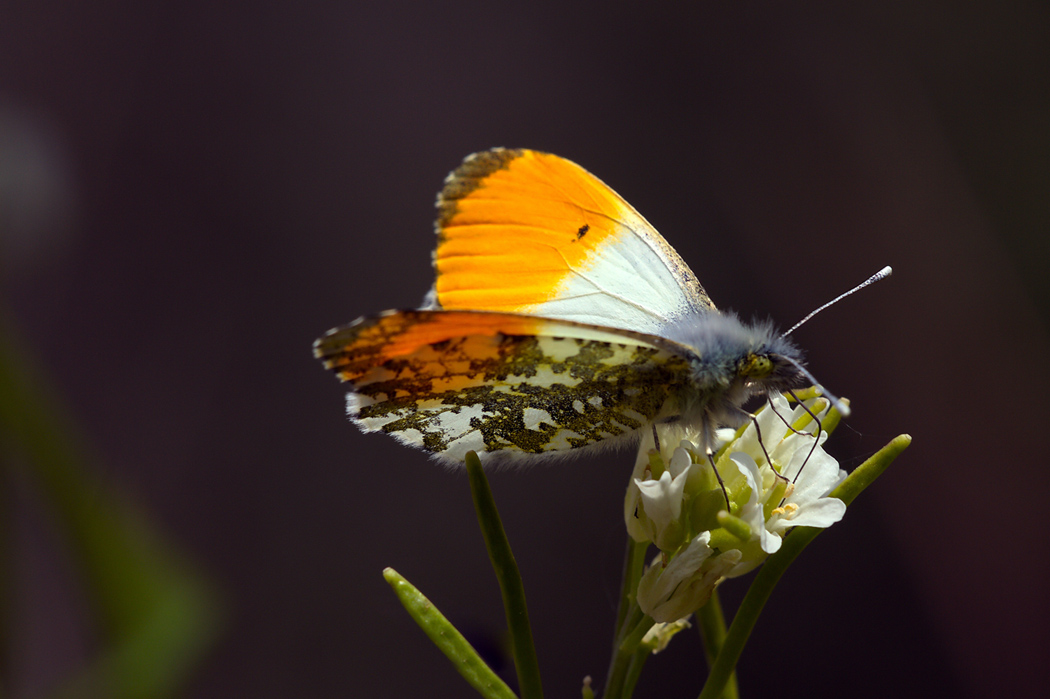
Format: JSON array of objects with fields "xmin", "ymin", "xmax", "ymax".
[{"xmin": 785, "ymin": 266, "xmax": 893, "ymax": 337}]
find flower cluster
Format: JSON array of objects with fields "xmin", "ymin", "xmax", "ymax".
[{"xmin": 625, "ymin": 393, "xmax": 847, "ymax": 623}]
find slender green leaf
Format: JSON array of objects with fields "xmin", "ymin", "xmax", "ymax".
[
  {"xmin": 603, "ymin": 540, "xmax": 648, "ymax": 698},
  {"xmin": 465, "ymin": 451, "xmax": 543, "ymax": 699},
  {"xmin": 383, "ymin": 568, "xmax": 517, "ymax": 699},
  {"xmin": 696, "ymin": 590, "xmax": 737, "ymax": 699},
  {"xmin": 697, "ymin": 435, "xmax": 911, "ymax": 699}
]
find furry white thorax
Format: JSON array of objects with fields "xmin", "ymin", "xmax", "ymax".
[{"xmin": 665, "ymin": 311, "xmax": 806, "ymax": 446}]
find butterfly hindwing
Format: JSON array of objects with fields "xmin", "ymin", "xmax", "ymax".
[
  {"xmin": 432, "ymin": 149, "xmax": 715, "ymax": 335},
  {"xmin": 315, "ymin": 310, "xmax": 696, "ymax": 462}
]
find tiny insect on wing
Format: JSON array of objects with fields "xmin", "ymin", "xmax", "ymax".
[
  {"xmin": 317, "ymin": 149, "xmax": 881, "ymax": 463},
  {"xmin": 430, "ymin": 148, "xmax": 714, "ymax": 335}
]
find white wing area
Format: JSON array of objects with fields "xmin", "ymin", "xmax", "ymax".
[
  {"xmin": 520, "ymin": 216, "xmax": 711, "ymax": 335},
  {"xmin": 433, "ymin": 149, "xmax": 716, "ymax": 337}
]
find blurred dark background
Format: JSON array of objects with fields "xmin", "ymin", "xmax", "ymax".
[{"xmin": 2, "ymin": 2, "xmax": 1048, "ymax": 697}]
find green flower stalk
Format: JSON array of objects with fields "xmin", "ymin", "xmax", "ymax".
[{"xmin": 380, "ymin": 391, "xmax": 908, "ymax": 699}]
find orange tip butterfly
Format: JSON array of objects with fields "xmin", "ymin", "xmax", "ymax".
[{"xmin": 315, "ymin": 149, "xmax": 890, "ymax": 464}]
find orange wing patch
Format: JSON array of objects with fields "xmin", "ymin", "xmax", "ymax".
[
  {"xmin": 314, "ymin": 310, "xmax": 693, "ymax": 462},
  {"xmin": 435, "ymin": 150, "xmax": 642, "ymax": 310},
  {"xmin": 432, "ymin": 149, "xmax": 714, "ymax": 337},
  {"xmin": 316, "ymin": 309, "xmax": 543, "ymax": 376}
]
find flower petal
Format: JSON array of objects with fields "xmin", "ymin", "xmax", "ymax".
[{"xmin": 638, "ymin": 534, "xmax": 712, "ymax": 621}]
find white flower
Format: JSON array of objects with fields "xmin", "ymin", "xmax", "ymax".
[
  {"xmin": 729, "ymin": 453, "xmax": 784, "ymax": 557},
  {"xmin": 722, "ymin": 394, "xmax": 847, "ymax": 571},
  {"xmin": 625, "ymin": 422, "xmax": 709, "ymax": 550},
  {"xmin": 630, "ymin": 444, "xmax": 694, "ymax": 550},
  {"xmin": 765, "ymin": 432, "xmax": 847, "ymax": 538},
  {"xmin": 637, "ymin": 532, "xmax": 742, "ymax": 623},
  {"xmin": 625, "ymin": 393, "xmax": 850, "ymax": 624},
  {"xmin": 724, "ymin": 392, "xmax": 796, "ymax": 468}
]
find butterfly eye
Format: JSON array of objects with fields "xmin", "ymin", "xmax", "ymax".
[{"xmin": 738, "ymin": 353, "xmax": 774, "ymax": 379}]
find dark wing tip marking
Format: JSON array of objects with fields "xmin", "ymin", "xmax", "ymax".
[
  {"xmin": 313, "ymin": 312, "xmax": 401, "ymax": 365},
  {"xmin": 435, "ymin": 148, "xmax": 526, "ymax": 230}
]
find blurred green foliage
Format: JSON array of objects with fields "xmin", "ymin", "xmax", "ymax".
[{"xmin": 0, "ymin": 313, "xmax": 219, "ymax": 698}]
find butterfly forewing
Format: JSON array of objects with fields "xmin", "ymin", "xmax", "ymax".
[
  {"xmin": 315, "ymin": 310, "xmax": 695, "ymax": 462},
  {"xmin": 433, "ymin": 149, "xmax": 715, "ymax": 335}
]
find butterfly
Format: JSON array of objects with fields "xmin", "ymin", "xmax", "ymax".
[{"xmin": 315, "ymin": 149, "xmax": 847, "ymax": 465}]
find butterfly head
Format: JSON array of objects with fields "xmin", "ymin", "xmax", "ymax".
[
  {"xmin": 668, "ymin": 313, "xmax": 813, "ymax": 418},
  {"xmin": 725, "ymin": 322, "xmax": 808, "ymax": 402},
  {"xmin": 677, "ymin": 312, "xmax": 852, "ymax": 420},
  {"xmin": 735, "ymin": 343, "xmax": 806, "ymax": 392}
]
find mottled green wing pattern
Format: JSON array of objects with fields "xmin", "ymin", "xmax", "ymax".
[{"xmin": 314, "ymin": 310, "xmax": 694, "ymax": 463}]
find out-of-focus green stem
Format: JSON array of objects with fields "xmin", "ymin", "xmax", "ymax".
[
  {"xmin": 612, "ymin": 539, "xmax": 647, "ymax": 641},
  {"xmin": 696, "ymin": 590, "xmax": 737, "ymax": 699},
  {"xmin": 383, "ymin": 568, "xmax": 517, "ymax": 699},
  {"xmin": 697, "ymin": 435, "xmax": 911, "ymax": 699},
  {"xmin": 602, "ymin": 606, "xmax": 642, "ymax": 699},
  {"xmin": 603, "ymin": 539, "xmax": 648, "ymax": 698},
  {"xmin": 0, "ymin": 459, "xmax": 10, "ymax": 691},
  {"xmin": 618, "ymin": 616, "xmax": 655, "ymax": 655},
  {"xmin": 0, "ymin": 314, "xmax": 219, "ymax": 698},
  {"xmin": 465, "ymin": 451, "xmax": 543, "ymax": 699},
  {"xmin": 620, "ymin": 648, "xmax": 650, "ymax": 698}
]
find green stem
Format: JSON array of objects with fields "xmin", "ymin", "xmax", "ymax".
[
  {"xmin": 618, "ymin": 616, "xmax": 656, "ymax": 655},
  {"xmin": 602, "ymin": 606, "xmax": 642, "ymax": 699},
  {"xmin": 383, "ymin": 568, "xmax": 517, "ymax": 699},
  {"xmin": 0, "ymin": 455, "xmax": 10, "ymax": 692},
  {"xmin": 697, "ymin": 435, "xmax": 910, "ymax": 699},
  {"xmin": 602, "ymin": 539, "xmax": 648, "ymax": 698},
  {"xmin": 831, "ymin": 435, "xmax": 912, "ymax": 507},
  {"xmin": 621, "ymin": 648, "xmax": 651, "ymax": 698},
  {"xmin": 612, "ymin": 539, "xmax": 648, "ymax": 641},
  {"xmin": 465, "ymin": 452, "xmax": 543, "ymax": 699},
  {"xmin": 696, "ymin": 590, "xmax": 737, "ymax": 699}
]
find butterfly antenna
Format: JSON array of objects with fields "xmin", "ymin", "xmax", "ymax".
[{"xmin": 784, "ymin": 266, "xmax": 892, "ymax": 337}]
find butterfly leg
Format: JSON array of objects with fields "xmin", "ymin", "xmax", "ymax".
[
  {"xmin": 749, "ymin": 408, "xmax": 790, "ymax": 485},
  {"xmin": 705, "ymin": 450, "xmax": 731, "ymax": 511},
  {"xmin": 784, "ymin": 389, "xmax": 824, "ymax": 485},
  {"xmin": 701, "ymin": 415, "xmax": 732, "ymax": 511},
  {"xmin": 722, "ymin": 401, "xmax": 789, "ymax": 485},
  {"xmin": 767, "ymin": 392, "xmax": 822, "ymax": 442}
]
